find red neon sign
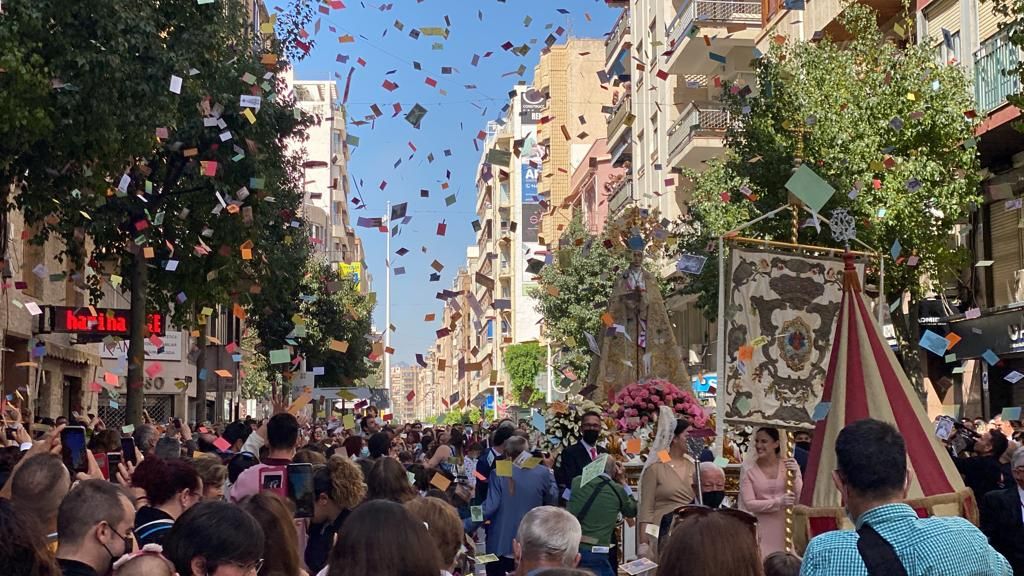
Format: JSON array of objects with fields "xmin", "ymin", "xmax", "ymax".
[{"xmin": 47, "ymin": 307, "xmax": 165, "ymax": 336}]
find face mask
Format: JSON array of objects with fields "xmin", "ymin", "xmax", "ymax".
[
  {"xmin": 360, "ymin": 446, "xmax": 370, "ymax": 458},
  {"xmin": 99, "ymin": 526, "xmax": 133, "ymax": 566},
  {"xmin": 582, "ymin": 429, "xmax": 600, "ymax": 445},
  {"xmin": 796, "ymin": 441, "xmax": 812, "ymax": 452},
  {"xmin": 702, "ymin": 491, "xmax": 726, "ymax": 508}
]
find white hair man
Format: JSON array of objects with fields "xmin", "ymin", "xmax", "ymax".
[
  {"xmin": 696, "ymin": 462, "xmax": 729, "ymax": 508},
  {"xmin": 513, "ymin": 506, "xmax": 582, "ymax": 576}
]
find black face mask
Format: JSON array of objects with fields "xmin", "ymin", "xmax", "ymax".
[
  {"xmin": 100, "ymin": 529, "xmax": 133, "ymax": 567},
  {"xmin": 702, "ymin": 491, "xmax": 726, "ymax": 508},
  {"xmin": 796, "ymin": 441, "xmax": 812, "ymax": 452},
  {"xmin": 581, "ymin": 429, "xmax": 600, "ymax": 446}
]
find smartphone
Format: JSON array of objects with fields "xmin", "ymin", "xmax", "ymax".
[
  {"xmin": 121, "ymin": 437, "xmax": 137, "ymax": 465},
  {"xmin": 107, "ymin": 452, "xmax": 123, "ymax": 484},
  {"xmin": 287, "ymin": 463, "xmax": 315, "ymax": 518},
  {"xmin": 94, "ymin": 452, "xmax": 109, "ymax": 480},
  {"xmin": 174, "ymin": 418, "xmax": 182, "ymax": 429},
  {"xmin": 61, "ymin": 426, "xmax": 88, "ymax": 474},
  {"xmin": 259, "ymin": 466, "xmax": 287, "ymax": 499}
]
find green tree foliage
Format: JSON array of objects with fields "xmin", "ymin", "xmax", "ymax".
[
  {"xmin": 504, "ymin": 342, "xmax": 545, "ymax": 405},
  {"xmin": 532, "ymin": 216, "xmax": 630, "ymax": 381},
  {"xmin": 677, "ymin": 4, "xmax": 980, "ymax": 318},
  {"xmin": 0, "ymin": 0, "xmax": 317, "ymax": 422},
  {"xmin": 248, "ymin": 258, "xmax": 376, "ymax": 388}
]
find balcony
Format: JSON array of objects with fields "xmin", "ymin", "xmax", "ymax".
[
  {"xmin": 607, "ymin": 94, "xmax": 632, "ymax": 148},
  {"xmin": 607, "ymin": 178, "xmax": 634, "ymax": 220},
  {"xmin": 975, "ymin": 34, "xmax": 1021, "ymax": 115},
  {"xmin": 605, "ymin": 9, "xmax": 631, "ymax": 75},
  {"xmin": 665, "ymin": 0, "xmax": 761, "ymax": 75},
  {"xmin": 667, "ymin": 102, "xmax": 730, "ymax": 170}
]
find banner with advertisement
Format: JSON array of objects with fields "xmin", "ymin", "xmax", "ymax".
[{"xmin": 338, "ymin": 262, "xmax": 362, "ymax": 291}]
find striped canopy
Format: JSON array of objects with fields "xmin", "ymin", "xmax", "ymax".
[{"xmin": 795, "ymin": 253, "xmax": 975, "ymax": 550}]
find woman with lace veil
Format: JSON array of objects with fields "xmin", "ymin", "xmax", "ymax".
[{"xmin": 637, "ymin": 406, "xmax": 697, "ymax": 560}]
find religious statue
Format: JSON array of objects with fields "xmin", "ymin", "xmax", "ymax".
[{"xmin": 588, "ymin": 242, "xmax": 691, "ymax": 402}]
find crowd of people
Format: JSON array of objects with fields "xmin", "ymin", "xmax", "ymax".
[{"xmin": 0, "ymin": 398, "xmax": 1020, "ymax": 576}]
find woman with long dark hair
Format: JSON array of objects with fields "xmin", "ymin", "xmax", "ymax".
[
  {"xmin": 0, "ymin": 499, "xmax": 60, "ymax": 576},
  {"xmin": 327, "ymin": 500, "xmax": 441, "ymax": 576},
  {"xmin": 238, "ymin": 492, "xmax": 305, "ymax": 576},
  {"xmin": 739, "ymin": 427, "xmax": 802, "ymax": 558},
  {"xmin": 658, "ymin": 506, "xmax": 763, "ymax": 576},
  {"xmin": 366, "ymin": 458, "xmax": 417, "ymax": 503},
  {"xmin": 638, "ymin": 418, "xmax": 695, "ymax": 559}
]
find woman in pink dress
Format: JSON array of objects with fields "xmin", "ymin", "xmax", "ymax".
[{"xmin": 739, "ymin": 427, "xmax": 802, "ymax": 558}]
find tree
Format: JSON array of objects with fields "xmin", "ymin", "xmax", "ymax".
[
  {"xmin": 298, "ymin": 260, "xmax": 376, "ymax": 386},
  {"xmin": 532, "ymin": 216, "xmax": 630, "ymax": 382},
  {"xmin": 248, "ymin": 258, "xmax": 376, "ymax": 393},
  {"xmin": 504, "ymin": 342, "xmax": 545, "ymax": 405},
  {"xmin": 1, "ymin": 0, "xmax": 314, "ymax": 423},
  {"xmin": 676, "ymin": 4, "xmax": 980, "ymax": 387}
]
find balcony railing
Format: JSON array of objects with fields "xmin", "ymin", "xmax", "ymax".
[
  {"xmin": 607, "ymin": 94, "xmax": 632, "ymax": 140},
  {"xmin": 974, "ymin": 33, "xmax": 1021, "ymax": 114},
  {"xmin": 668, "ymin": 102, "xmax": 730, "ymax": 160},
  {"xmin": 667, "ymin": 0, "xmax": 761, "ymax": 51},
  {"xmin": 606, "ymin": 10, "xmax": 630, "ymax": 65},
  {"xmin": 608, "ymin": 178, "xmax": 634, "ymax": 220}
]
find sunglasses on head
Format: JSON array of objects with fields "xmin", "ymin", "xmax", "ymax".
[{"xmin": 671, "ymin": 505, "xmax": 758, "ymax": 531}]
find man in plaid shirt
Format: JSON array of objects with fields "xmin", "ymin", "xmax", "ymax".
[{"xmin": 801, "ymin": 419, "xmax": 1010, "ymax": 576}]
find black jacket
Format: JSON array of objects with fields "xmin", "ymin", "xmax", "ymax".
[
  {"xmin": 57, "ymin": 559, "xmax": 99, "ymax": 576},
  {"xmin": 981, "ymin": 486, "xmax": 1024, "ymax": 574},
  {"xmin": 556, "ymin": 442, "xmax": 606, "ymax": 500}
]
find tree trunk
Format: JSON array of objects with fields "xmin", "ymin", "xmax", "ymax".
[
  {"xmin": 126, "ymin": 254, "xmax": 147, "ymax": 426},
  {"xmin": 195, "ymin": 304, "xmax": 208, "ymax": 424}
]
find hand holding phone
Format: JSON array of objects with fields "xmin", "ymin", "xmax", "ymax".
[
  {"xmin": 61, "ymin": 426, "xmax": 88, "ymax": 474},
  {"xmin": 94, "ymin": 452, "xmax": 110, "ymax": 480},
  {"xmin": 287, "ymin": 463, "xmax": 315, "ymax": 519},
  {"xmin": 107, "ymin": 453, "xmax": 123, "ymax": 484},
  {"xmin": 121, "ymin": 437, "xmax": 137, "ymax": 465}
]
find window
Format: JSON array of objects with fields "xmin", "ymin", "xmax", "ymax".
[{"xmin": 935, "ymin": 30, "xmax": 961, "ymax": 65}]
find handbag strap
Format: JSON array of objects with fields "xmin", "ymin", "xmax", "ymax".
[
  {"xmin": 577, "ymin": 477, "xmax": 613, "ymax": 524},
  {"xmin": 856, "ymin": 523, "xmax": 909, "ymax": 576}
]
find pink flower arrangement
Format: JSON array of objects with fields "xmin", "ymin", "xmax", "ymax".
[{"xmin": 610, "ymin": 378, "xmax": 708, "ymax": 432}]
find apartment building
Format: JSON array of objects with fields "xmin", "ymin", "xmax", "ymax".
[
  {"xmin": 566, "ymin": 139, "xmax": 626, "ymax": 236},
  {"xmin": 388, "ymin": 364, "xmax": 420, "ymax": 423},
  {"xmin": 906, "ymin": 0, "xmax": 1024, "ymax": 419},
  {"xmin": 533, "ymin": 39, "xmax": 613, "ymax": 244}
]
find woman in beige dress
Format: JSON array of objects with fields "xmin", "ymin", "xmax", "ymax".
[{"xmin": 638, "ymin": 418, "xmax": 695, "ymax": 559}]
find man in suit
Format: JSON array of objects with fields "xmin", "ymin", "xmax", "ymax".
[
  {"xmin": 557, "ymin": 411, "xmax": 606, "ymax": 502},
  {"xmin": 982, "ymin": 448, "xmax": 1024, "ymax": 574},
  {"xmin": 465, "ymin": 435, "xmax": 558, "ymax": 576}
]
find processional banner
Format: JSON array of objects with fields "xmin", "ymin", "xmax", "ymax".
[{"xmin": 722, "ymin": 248, "xmax": 865, "ymax": 428}]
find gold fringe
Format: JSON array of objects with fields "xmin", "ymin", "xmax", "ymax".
[{"xmin": 792, "ymin": 488, "xmax": 978, "ymax": 554}]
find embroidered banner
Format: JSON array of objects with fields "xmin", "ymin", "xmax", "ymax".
[{"xmin": 722, "ymin": 248, "xmax": 863, "ymax": 428}]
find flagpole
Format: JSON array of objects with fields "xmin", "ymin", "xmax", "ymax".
[{"xmin": 384, "ymin": 200, "xmax": 391, "ymax": 398}]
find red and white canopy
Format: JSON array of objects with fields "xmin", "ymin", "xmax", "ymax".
[{"xmin": 796, "ymin": 253, "xmax": 975, "ymax": 546}]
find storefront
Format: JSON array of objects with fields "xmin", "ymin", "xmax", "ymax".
[{"xmin": 926, "ymin": 303, "xmax": 1024, "ymax": 419}]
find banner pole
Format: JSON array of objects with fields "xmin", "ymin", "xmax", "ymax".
[{"xmin": 715, "ymin": 235, "xmax": 727, "ymax": 457}]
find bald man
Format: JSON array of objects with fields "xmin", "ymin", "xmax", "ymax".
[{"xmin": 695, "ymin": 462, "xmax": 729, "ymax": 508}]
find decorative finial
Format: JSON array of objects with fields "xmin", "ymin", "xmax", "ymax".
[{"xmin": 829, "ymin": 208, "xmax": 856, "ymax": 249}]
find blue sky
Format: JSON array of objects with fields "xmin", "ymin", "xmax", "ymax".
[{"xmin": 282, "ymin": 0, "xmax": 619, "ymax": 365}]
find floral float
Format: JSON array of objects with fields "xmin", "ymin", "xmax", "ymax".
[{"xmin": 610, "ymin": 378, "xmax": 708, "ymax": 433}]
